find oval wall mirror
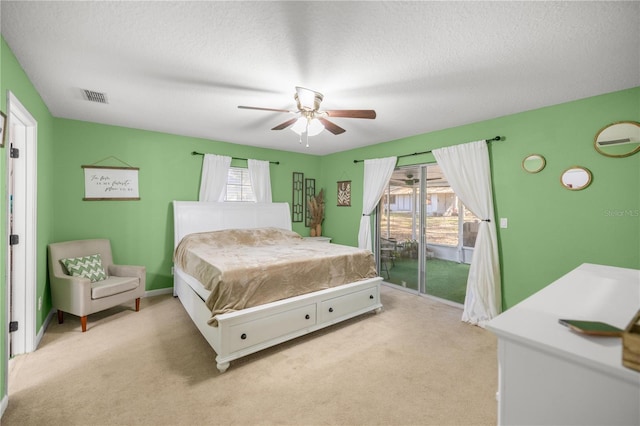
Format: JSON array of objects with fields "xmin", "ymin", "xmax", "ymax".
[
  {"xmin": 560, "ymin": 166, "xmax": 592, "ymax": 191},
  {"xmin": 522, "ymin": 154, "xmax": 546, "ymax": 173},
  {"xmin": 594, "ymin": 121, "xmax": 640, "ymax": 158}
]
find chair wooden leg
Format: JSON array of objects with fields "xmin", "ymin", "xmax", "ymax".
[
  {"xmin": 80, "ymin": 316, "xmax": 87, "ymax": 332},
  {"xmin": 135, "ymin": 297, "xmax": 141, "ymax": 312},
  {"xmin": 57, "ymin": 310, "xmax": 64, "ymax": 324}
]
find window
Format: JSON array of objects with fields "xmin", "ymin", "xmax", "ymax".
[
  {"xmin": 224, "ymin": 167, "xmax": 255, "ymax": 202},
  {"xmin": 462, "ymin": 205, "xmax": 480, "ymax": 248}
]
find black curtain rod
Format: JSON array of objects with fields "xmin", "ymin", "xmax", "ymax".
[
  {"xmin": 353, "ymin": 136, "xmax": 503, "ymax": 163},
  {"xmin": 191, "ymin": 151, "xmax": 280, "ymax": 165}
]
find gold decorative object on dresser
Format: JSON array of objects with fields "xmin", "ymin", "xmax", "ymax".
[{"xmin": 623, "ymin": 309, "xmax": 640, "ymax": 372}]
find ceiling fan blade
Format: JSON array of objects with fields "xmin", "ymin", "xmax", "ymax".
[
  {"xmin": 325, "ymin": 110, "xmax": 376, "ymax": 119},
  {"xmin": 318, "ymin": 117, "xmax": 346, "ymax": 135},
  {"xmin": 238, "ymin": 105, "xmax": 293, "ymax": 113},
  {"xmin": 271, "ymin": 117, "xmax": 299, "ymax": 131}
]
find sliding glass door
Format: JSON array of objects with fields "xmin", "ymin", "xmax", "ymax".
[
  {"xmin": 378, "ymin": 164, "xmax": 475, "ymax": 305},
  {"xmin": 423, "ymin": 163, "xmax": 475, "ymax": 304}
]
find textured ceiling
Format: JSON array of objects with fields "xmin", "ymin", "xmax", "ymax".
[{"xmin": 1, "ymin": 1, "xmax": 639, "ymax": 155}]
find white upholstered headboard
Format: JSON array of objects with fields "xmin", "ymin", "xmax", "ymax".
[{"xmin": 173, "ymin": 201, "xmax": 292, "ymax": 247}]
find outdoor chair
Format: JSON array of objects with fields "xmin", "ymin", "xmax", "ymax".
[{"xmin": 380, "ymin": 237, "xmax": 398, "ymax": 279}]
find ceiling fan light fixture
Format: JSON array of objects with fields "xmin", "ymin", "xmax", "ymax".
[
  {"xmin": 291, "ymin": 117, "xmax": 324, "ymax": 136},
  {"xmin": 307, "ymin": 118, "xmax": 324, "ymax": 136},
  {"xmin": 291, "ymin": 117, "xmax": 307, "ymax": 134}
]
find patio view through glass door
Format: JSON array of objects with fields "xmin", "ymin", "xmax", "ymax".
[{"xmin": 378, "ymin": 164, "xmax": 478, "ymax": 304}]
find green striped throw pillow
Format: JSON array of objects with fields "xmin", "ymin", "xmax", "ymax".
[{"xmin": 61, "ymin": 254, "xmax": 107, "ymax": 282}]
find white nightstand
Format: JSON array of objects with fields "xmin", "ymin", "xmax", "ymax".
[{"xmin": 303, "ymin": 236, "xmax": 332, "ymax": 243}]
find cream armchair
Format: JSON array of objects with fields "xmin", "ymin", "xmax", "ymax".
[{"xmin": 48, "ymin": 239, "xmax": 146, "ymax": 332}]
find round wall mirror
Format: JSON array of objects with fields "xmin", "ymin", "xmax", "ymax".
[
  {"xmin": 560, "ymin": 166, "xmax": 592, "ymax": 190},
  {"xmin": 594, "ymin": 121, "xmax": 640, "ymax": 158},
  {"xmin": 522, "ymin": 154, "xmax": 546, "ymax": 173}
]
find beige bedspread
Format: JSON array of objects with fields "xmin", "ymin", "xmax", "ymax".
[{"xmin": 174, "ymin": 227, "xmax": 377, "ymax": 325}]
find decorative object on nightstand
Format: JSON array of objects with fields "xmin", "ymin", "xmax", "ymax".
[
  {"xmin": 308, "ymin": 188, "xmax": 324, "ymax": 236},
  {"xmin": 337, "ymin": 180, "xmax": 351, "ymax": 206}
]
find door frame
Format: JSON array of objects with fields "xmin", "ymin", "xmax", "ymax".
[{"xmin": 5, "ymin": 91, "xmax": 38, "ymax": 361}]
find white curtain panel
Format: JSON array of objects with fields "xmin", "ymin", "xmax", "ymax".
[
  {"xmin": 433, "ymin": 140, "xmax": 502, "ymax": 326},
  {"xmin": 248, "ymin": 159, "xmax": 273, "ymax": 203},
  {"xmin": 358, "ymin": 156, "xmax": 397, "ymax": 250},
  {"xmin": 198, "ymin": 154, "xmax": 231, "ymax": 202}
]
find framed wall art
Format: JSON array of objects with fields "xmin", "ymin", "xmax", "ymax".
[
  {"xmin": 337, "ymin": 180, "xmax": 351, "ymax": 207},
  {"xmin": 292, "ymin": 172, "xmax": 304, "ymax": 222},
  {"xmin": 305, "ymin": 178, "xmax": 316, "ymax": 226}
]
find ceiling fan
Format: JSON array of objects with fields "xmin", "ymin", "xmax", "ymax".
[
  {"xmin": 238, "ymin": 86, "xmax": 376, "ymax": 146},
  {"xmin": 390, "ymin": 173, "xmax": 442, "ymax": 187}
]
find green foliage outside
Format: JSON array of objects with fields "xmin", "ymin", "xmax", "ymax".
[{"xmin": 380, "ymin": 212, "xmax": 469, "ymax": 304}]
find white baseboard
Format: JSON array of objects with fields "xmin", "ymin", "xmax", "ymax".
[
  {"xmin": 1, "ymin": 393, "xmax": 8, "ymax": 420},
  {"xmin": 35, "ymin": 308, "xmax": 56, "ymax": 351}
]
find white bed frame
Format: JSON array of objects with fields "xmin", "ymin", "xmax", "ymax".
[{"xmin": 173, "ymin": 201, "xmax": 383, "ymax": 373}]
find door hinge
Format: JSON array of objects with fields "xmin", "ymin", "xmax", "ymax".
[
  {"xmin": 10, "ymin": 146, "xmax": 19, "ymax": 159},
  {"xmin": 9, "ymin": 321, "xmax": 18, "ymax": 332},
  {"xmin": 9, "ymin": 234, "xmax": 19, "ymax": 245}
]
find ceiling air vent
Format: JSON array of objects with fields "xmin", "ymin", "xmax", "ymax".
[{"xmin": 82, "ymin": 89, "xmax": 108, "ymax": 104}]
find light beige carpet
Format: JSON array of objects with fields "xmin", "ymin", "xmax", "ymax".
[{"xmin": 3, "ymin": 285, "xmax": 497, "ymax": 426}]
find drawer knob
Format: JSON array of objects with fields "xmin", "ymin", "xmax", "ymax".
[
  {"xmin": 369, "ymin": 295, "xmax": 374, "ymax": 299},
  {"xmin": 240, "ymin": 333, "xmax": 247, "ymax": 340},
  {"xmin": 328, "ymin": 307, "xmax": 334, "ymax": 313},
  {"xmin": 305, "ymin": 314, "xmax": 310, "ymax": 320}
]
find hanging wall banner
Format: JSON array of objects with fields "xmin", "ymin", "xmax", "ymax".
[{"xmin": 82, "ymin": 165, "xmax": 140, "ymax": 200}]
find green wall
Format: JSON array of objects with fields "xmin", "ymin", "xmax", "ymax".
[
  {"xmin": 320, "ymin": 87, "xmax": 640, "ymax": 309},
  {"xmin": 53, "ymin": 119, "xmax": 322, "ymax": 291},
  {"xmin": 1, "ymin": 37, "xmax": 56, "ymax": 406}
]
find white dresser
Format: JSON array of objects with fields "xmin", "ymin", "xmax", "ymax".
[{"xmin": 486, "ymin": 263, "xmax": 640, "ymax": 426}]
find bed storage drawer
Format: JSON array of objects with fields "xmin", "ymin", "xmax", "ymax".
[
  {"xmin": 319, "ymin": 286, "xmax": 379, "ymax": 323},
  {"xmin": 227, "ymin": 303, "xmax": 317, "ymax": 352}
]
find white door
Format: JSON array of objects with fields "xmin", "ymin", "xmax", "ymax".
[{"xmin": 6, "ymin": 92, "xmax": 37, "ymax": 357}]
